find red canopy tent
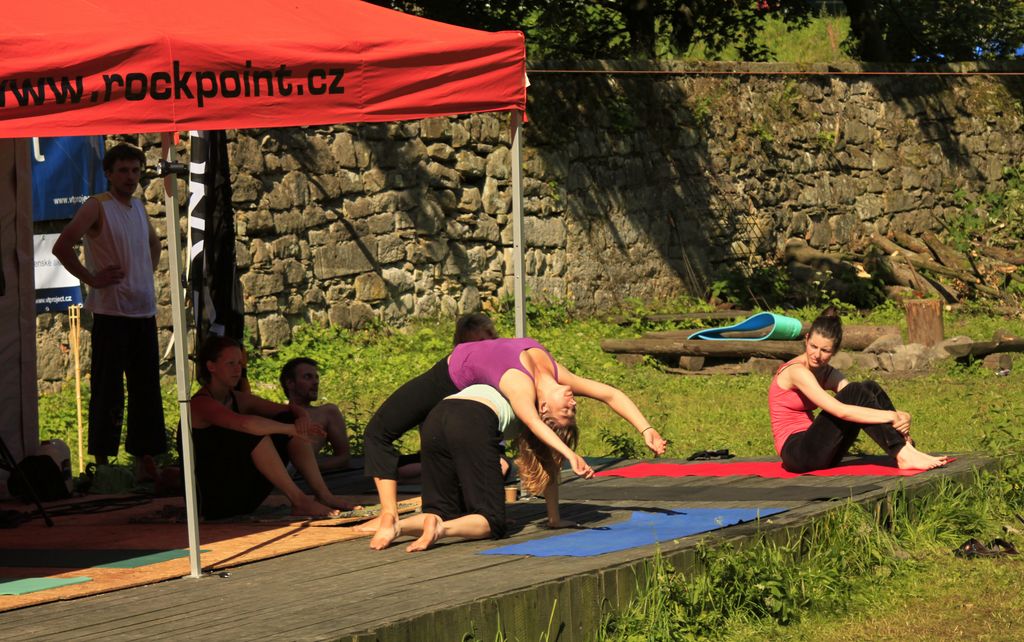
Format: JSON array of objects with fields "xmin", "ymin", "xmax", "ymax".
[{"xmin": 1, "ymin": 0, "xmax": 528, "ymax": 576}]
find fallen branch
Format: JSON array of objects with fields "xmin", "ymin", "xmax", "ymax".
[
  {"xmin": 975, "ymin": 244, "xmax": 1024, "ymax": 266},
  {"xmin": 870, "ymin": 233, "xmax": 1001, "ymax": 297}
]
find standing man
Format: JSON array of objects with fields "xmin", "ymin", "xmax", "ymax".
[
  {"xmin": 53, "ymin": 143, "xmax": 166, "ymax": 472},
  {"xmin": 280, "ymin": 357, "xmax": 351, "ymax": 471}
]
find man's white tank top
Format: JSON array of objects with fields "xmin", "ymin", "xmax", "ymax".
[{"xmin": 82, "ymin": 193, "xmax": 157, "ymax": 317}]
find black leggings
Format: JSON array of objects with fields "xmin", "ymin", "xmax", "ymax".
[
  {"xmin": 420, "ymin": 399, "xmax": 507, "ymax": 539},
  {"xmin": 363, "ymin": 357, "xmax": 458, "ymax": 480},
  {"xmin": 780, "ymin": 381, "xmax": 907, "ymax": 473}
]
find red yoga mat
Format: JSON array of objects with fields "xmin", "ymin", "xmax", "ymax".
[{"xmin": 594, "ymin": 459, "xmax": 953, "ymax": 479}]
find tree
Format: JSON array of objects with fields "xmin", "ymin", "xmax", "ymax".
[
  {"xmin": 370, "ymin": 1, "xmax": 816, "ymax": 61},
  {"xmin": 843, "ymin": 0, "xmax": 1024, "ymax": 62}
]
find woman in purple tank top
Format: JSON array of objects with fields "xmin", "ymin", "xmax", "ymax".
[{"xmin": 364, "ymin": 332, "xmax": 668, "ymax": 550}]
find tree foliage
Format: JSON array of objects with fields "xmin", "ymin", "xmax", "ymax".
[
  {"xmin": 843, "ymin": 0, "xmax": 1024, "ymax": 62},
  {"xmin": 370, "ymin": 1, "xmax": 816, "ymax": 61},
  {"xmin": 372, "ymin": 1, "xmax": 1024, "ymax": 63}
]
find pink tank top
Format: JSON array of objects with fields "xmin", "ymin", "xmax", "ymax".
[
  {"xmin": 767, "ymin": 360, "xmax": 818, "ymax": 455},
  {"xmin": 448, "ymin": 338, "xmax": 559, "ymax": 390}
]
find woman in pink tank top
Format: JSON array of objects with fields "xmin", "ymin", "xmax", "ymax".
[{"xmin": 768, "ymin": 306, "xmax": 950, "ymax": 473}]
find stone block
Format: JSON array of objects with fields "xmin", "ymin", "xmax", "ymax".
[
  {"xmin": 257, "ymin": 314, "xmax": 292, "ymax": 348},
  {"xmin": 312, "ymin": 240, "xmax": 376, "ymax": 279},
  {"xmin": 420, "ymin": 117, "xmax": 448, "ymax": 140},
  {"xmin": 426, "ymin": 162, "xmax": 461, "ymax": 189},
  {"xmin": 485, "ymin": 147, "xmax": 511, "ymax": 180},
  {"xmin": 355, "ymin": 272, "xmax": 388, "ymax": 302},
  {"xmin": 232, "ymin": 174, "xmax": 264, "ymax": 204},
  {"xmin": 458, "ymin": 187, "xmax": 483, "ymax": 213},
  {"xmin": 343, "ymin": 196, "xmax": 375, "ymax": 219},
  {"xmin": 276, "ymin": 258, "xmax": 306, "ymax": 285},
  {"xmin": 427, "ymin": 143, "xmax": 454, "ymax": 161},
  {"xmin": 328, "ymin": 301, "xmax": 375, "ymax": 329},
  {"xmin": 331, "ymin": 132, "xmax": 358, "ymax": 168},
  {"xmin": 266, "ymin": 171, "xmax": 308, "ymax": 210},
  {"xmin": 982, "ymin": 353, "xmax": 1013, "ymax": 373},
  {"xmin": 407, "ymin": 239, "xmax": 448, "ymax": 264},
  {"xmin": 459, "ymin": 286, "xmax": 481, "ymax": 313},
  {"xmin": 524, "ymin": 217, "xmax": 567, "ymax": 249},
  {"xmin": 362, "ymin": 168, "xmax": 387, "ymax": 194},
  {"xmin": 864, "ymin": 334, "xmax": 903, "ymax": 354},
  {"xmin": 455, "ymin": 150, "xmax": 487, "ymax": 177},
  {"xmin": 229, "ymin": 135, "xmax": 266, "ymax": 174},
  {"xmin": 241, "ymin": 272, "xmax": 284, "ymax": 297},
  {"xmin": 851, "ymin": 352, "xmax": 880, "ymax": 370},
  {"xmin": 377, "ymin": 233, "xmax": 409, "ymax": 264},
  {"xmin": 827, "ymin": 352, "xmax": 853, "ymax": 370}
]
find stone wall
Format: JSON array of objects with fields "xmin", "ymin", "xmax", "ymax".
[{"xmin": 35, "ymin": 61, "xmax": 1024, "ymax": 388}]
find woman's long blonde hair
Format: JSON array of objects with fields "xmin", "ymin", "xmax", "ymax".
[{"xmin": 515, "ymin": 412, "xmax": 579, "ymax": 495}]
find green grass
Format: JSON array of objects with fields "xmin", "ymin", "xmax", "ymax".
[
  {"xmin": 39, "ymin": 301, "xmax": 1024, "ymax": 472},
  {"xmin": 684, "ymin": 13, "xmax": 853, "ymax": 64}
]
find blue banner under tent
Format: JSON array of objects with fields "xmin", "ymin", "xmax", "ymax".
[
  {"xmin": 33, "ymin": 234, "xmax": 83, "ymax": 313},
  {"xmin": 31, "ymin": 137, "xmax": 105, "ymax": 222}
]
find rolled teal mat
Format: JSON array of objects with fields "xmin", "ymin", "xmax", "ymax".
[{"xmin": 688, "ymin": 312, "xmax": 803, "ymax": 341}]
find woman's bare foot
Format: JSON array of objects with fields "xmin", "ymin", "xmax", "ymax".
[
  {"xmin": 317, "ymin": 493, "xmax": 358, "ymax": 511},
  {"xmin": 895, "ymin": 444, "xmax": 950, "ymax": 470},
  {"xmin": 355, "ymin": 515, "xmax": 381, "ymax": 533},
  {"xmin": 406, "ymin": 513, "xmax": 444, "ymax": 552},
  {"xmin": 291, "ymin": 496, "xmax": 343, "ymax": 518},
  {"xmin": 370, "ymin": 512, "xmax": 400, "ymax": 550}
]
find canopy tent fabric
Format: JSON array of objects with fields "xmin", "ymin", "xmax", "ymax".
[
  {"xmin": 0, "ymin": 140, "xmax": 39, "ymax": 469},
  {"xmin": 0, "ymin": 0, "xmax": 526, "ymax": 137},
  {"xmin": 2, "ymin": 0, "xmax": 528, "ymax": 578}
]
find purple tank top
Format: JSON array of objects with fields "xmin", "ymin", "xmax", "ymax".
[{"xmin": 448, "ymin": 338, "xmax": 559, "ymax": 390}]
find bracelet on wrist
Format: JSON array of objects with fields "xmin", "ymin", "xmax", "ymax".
[{"xmin": 641, "ymin": 427, "xmax": 653, "ymax": 434}]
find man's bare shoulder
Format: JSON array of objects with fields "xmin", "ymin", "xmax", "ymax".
[{"xmin": 306, "ymin": 403, "xmax": 344, "ymax": 422}]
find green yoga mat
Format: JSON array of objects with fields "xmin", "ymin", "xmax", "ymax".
[
  {"xmin": 688, "ymin": 312, "xmax": 804, "ymax": 341},
  {"xmin": 0, "ymin": 548, "xmax": 193, "ymax": 569},
  {"xmin": 0, "ymin": 576, "xmax": 92, "ymax": 595}
]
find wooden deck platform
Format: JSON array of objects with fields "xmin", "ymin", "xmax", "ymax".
[{"xmin": 0, "ymin": 455, "xmax": 994, "ymax": 641}]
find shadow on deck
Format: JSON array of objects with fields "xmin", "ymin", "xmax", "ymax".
[{"xmin": 0, "ymin": 454, "xmax": 995, "ymax": 641}]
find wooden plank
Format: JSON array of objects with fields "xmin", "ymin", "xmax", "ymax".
[
  {"xmin": 0, "ymin": 456, "xmax": 995, "ymax": 641},
  {"xmin": 602, "ymin": 338, "xmax": 805, "ymax": 359},
  {"xmin": 607, "ymin": 310, "xmax": 752, "ymax": 325},
  {"xmin": 643, "ymin": 325, "xmax": 901, "ymax": 351}
]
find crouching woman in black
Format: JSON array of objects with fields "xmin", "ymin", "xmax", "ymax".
[
  {"xmin": 398, "ymin": 383, "xmax": 579, "ymax": 552},
  {"xmin": 189, "ymin": 336, "xmax": 352, "ymax": 519}
]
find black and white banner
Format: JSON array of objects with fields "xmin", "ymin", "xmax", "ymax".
[{"xmin": 187, "ymin": 130, "xmax": 243, "ymax": 348}]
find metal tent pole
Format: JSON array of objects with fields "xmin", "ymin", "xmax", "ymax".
[
  {"xmin": 510, "ymin": 111, "xmax": 527, "ymax": 338},
  {"xmin": 160, "ymin": 133, "xmax": 202, "ymax": 578}
]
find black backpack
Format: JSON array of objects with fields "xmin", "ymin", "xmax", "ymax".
[{"xmin": 7, "ymin": 455, "xmax": 71, "ymax": 502}]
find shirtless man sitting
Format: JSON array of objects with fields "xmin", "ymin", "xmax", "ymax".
[{"xmin": 280, "ymin": 358, "xmax": 351, "ymax": 471}]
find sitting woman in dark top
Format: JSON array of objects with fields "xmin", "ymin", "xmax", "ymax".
[{"xmin": 189, "ymin": 336, "xmax": 353, "ymax": 519}]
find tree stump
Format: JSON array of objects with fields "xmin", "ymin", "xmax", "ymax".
[{"xmin": 904, "ymin": 299, "xmax": 944, "ymax": 346}]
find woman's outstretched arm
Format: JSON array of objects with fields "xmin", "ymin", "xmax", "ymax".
[{"xmin": 558, "ymin": 367, "xmax": 667, "ymax": 455}]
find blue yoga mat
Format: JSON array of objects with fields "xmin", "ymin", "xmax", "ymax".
[
  {"xmin": 687, "ymin": 312, "xmax": 803, "ymax": 341},
  {"xmin": 482, "ymin": 507, "xmax": 787, "ymax": 557}
]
